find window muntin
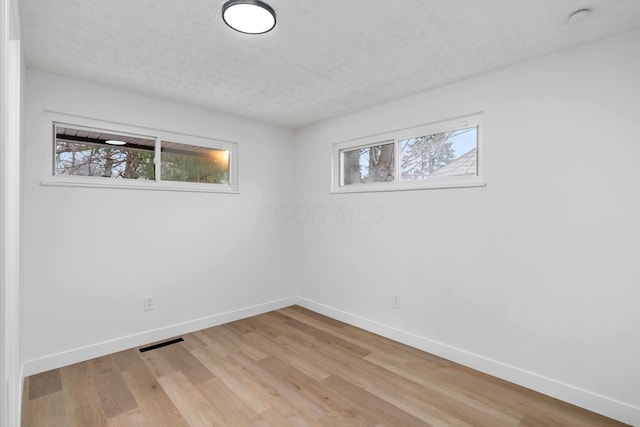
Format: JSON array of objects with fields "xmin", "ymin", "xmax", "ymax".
[
  {"xmin": 341, "ymin": 141, "xmax": 394, "ymax": 185},
  {"xmin": 48, "ymin": 119, "xmax": 238, "ymax": 193},
  {"xmin": 160, "ymin": 141, "xmax": 230, "ymax": 184},
  {"xmin": 332, "ymin": 114, "xmax": 483, "ymax": 193}
]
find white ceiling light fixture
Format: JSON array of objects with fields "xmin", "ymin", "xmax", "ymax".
[
  {"xmin": 105, "ymin": 139, "xmax": 127, "ymax": 146},
  {"xmin": 222, "ymin": 0, "xmax": 276, "ymax": 34}
]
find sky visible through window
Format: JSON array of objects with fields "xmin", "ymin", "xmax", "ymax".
[{"xmin": 449, "ymin": 127, "xmax": 476, "ymax": 158}]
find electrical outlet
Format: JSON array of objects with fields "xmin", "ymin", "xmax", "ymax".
[
  {"xmin": 392, "ymin": 294, "xmax": 400, "ymax": 309},
  {"xmin": 144, "ymin": 296, "xmax": 154, "ymax": 311}
]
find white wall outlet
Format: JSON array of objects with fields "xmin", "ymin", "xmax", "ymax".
[
  {"xmin": 392, "ymin": 294, "xmax": 400, "ymax": 309},
  {"xmin": 144, "ymin": 296, "xmax": 154, "ymax": 311}
]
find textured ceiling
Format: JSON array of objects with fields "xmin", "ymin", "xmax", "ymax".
[{"xmin": 19, "ymin": 0, "xmax": 640, "ymax": 128}]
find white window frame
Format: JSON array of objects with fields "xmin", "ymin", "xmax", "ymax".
[
  {"xmin": 331, "ymin": 114, "xmax": 485, "ymax": 193},
  {"xmin": 42, "ymin": 112, "xmax": 239, "ymax": 193}
]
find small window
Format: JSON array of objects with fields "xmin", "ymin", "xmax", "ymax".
[
  {"xmin": 342, "ymin": 141, "xmax": 395, "ymax": 185},
  {"xmin": 160, "ymin": 141, "xmax": 230, "ymax": 184},
  {"xmin": 47, "ymin": 119, "xmax": 238, "ymax": 193},
  {"xmin": 332, "ymin": 114, "xmax": 484, "ymax": 193},
  {"xmin": 400, "ymin": 127, "xmax": 477, "ymax": 180},
  {"xmin": 55, "ymin": 126, "xmax": 156, "ymax": 180}
]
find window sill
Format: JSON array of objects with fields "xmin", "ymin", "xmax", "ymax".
[
  {"xmin": 331, "ymin": 177, "xmax": 485, "ymax": 194},
  {"xmin": 41, "ymin": 177, "xmax": 239, "ymax": 194}
]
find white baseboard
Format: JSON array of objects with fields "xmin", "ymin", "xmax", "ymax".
[
  {"xmin": 21, "ymin": 296, "xmax": 297, "ymax": 377},
  {"xmin": 296, "ymin": 297, "xmax": 640, "ymax": 426}
]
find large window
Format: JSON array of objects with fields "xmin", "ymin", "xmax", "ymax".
[
  {"xmin": 332, "ymin": 114, "xmax": 484, "ymax": 192},
  {"xmin": 47, "ymin": 117, "xmax": 238, "ymax": 193}
]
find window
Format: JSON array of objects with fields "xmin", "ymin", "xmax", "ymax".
[
  {"xmin": 160, "ymin": 141, "xmax": 229, "ymax": 185},
  {"xmin": 342, "ymin": 141, "xmax": 395, "ymax": 185},
  {"xmin": 332, "ymin": 114, "xmax": 484, "ymax": 192},
  {"xmin": 46, "ymin": 116, "xmax": 238, "ymax": 193},
  {"xmin": 55, "ymin": 126, "xmax": 156, "ymax": 180}
]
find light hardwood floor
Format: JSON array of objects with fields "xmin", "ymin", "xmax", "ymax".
[{"xmin": 22, "ymin": 306, "xmax": 628, "ymax": 426}]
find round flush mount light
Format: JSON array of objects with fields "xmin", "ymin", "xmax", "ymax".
[
  {"xmin": 222, "ymin": 0, "xmax": 276, "ymax": 34},
  {"xmin": 105, "ymin": 139, "xmax": 127, "ymax": 146}
]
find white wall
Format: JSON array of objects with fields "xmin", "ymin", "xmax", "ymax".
[
  {"xmin": 294, "ymin": 30, "xmax": 640, "ymax": 424},
  {"xmin": 21, "ymin": 70, "xmax": 297, "ymax": 373}
]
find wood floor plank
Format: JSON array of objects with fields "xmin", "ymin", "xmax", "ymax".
[
  {"xmin": 105, "ymin": 408, "xmax": 148, "ymax": 427},
  {"xmin": 192, "ymin": 329, "xmax": 234, "ymax": 357},
  {"xmin": 518, "ymin": 414, "xmax": 558, "ymax": 427},
  {"xmin": 21, "ymin": 377, "xmax": 30, "ymax": 427},
  {"xmin": 22, "ymin": 306, "xmax": 630, "ymax": 427},
  {"xmin": 259, "ymin": 355, "xmax": 380, "ymax": 427},
  {"xmin": 283, "ymin": 317, "xmax": 372, "ymax": 358},
  {"xmin": 227, "ymin": 318, "xmax": 261, "ymax": 335},
  {"xmin": 58, "ymin": 361, "xmax": 108, "ymax": 427},
  {"xmin": 254, "ymin": 407, "xmax": 314, "ymax": 427},
  {"xmin": 26, "ymin": 391, "xmax": 68, "ymax": 427},
  {"xmin": 339, "ymin": 324, "xmax": 452, "ymax": 369},
  {"xmin": 219, "ymin": 324, "xmax": 271, "ymax": 361},
  {"xmin": 180, "ymin": 332, "xmax": 208, "ymax": 351},
  {"xmin": 323, "ymin": 374, "xmax": 431, "ymax": 427},
  {"xmin": 242, "ymin": 330, "xmax": 333, "ymax": 381},
  {"xmin": 281, "ymin": 305, "xmax": 349, "ymax": 329},
  {"xmin": 157, "ymin": 371, "xmax": 230, "ymax": 426},
  {"xmin": 141, "ymin": 340, "xmax": 214, "ymax": 385},
  {"xmin": 197, "ymin": 376, "xmax": 259, "ymax": 426},
  {"xmin": 228, "ymin": 351, "xmax": 328, "ymax": 421},
  {"xmin": 89, "ymin": 356, "xmax": 139, "ymax": 419},
  {"xmin": 199, "ymin": 324, "xmax": 270, "ymax": 362},
  {"xmin": 120, "ymin": 367, "xmax": 189, "ymax": 427},
  {"xmin": 112, "ymin": 349, "xmax": 147, "ymax": 373},
  {"xmin": 257, "ymin": 355, "xmax": 316, "ymax": 392},
  {"xmin": 28, "ymin": 369, "xmax": 62, "ymax": 400},
  {"xmin": 191, "ymin": 346, "xmax": 282, "ymax": 413}
]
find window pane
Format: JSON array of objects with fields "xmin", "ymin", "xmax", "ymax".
[
  {"xmin": 341, "ymin": 142, "xmax": 395, "ymax": 185},
  {"xmin": 54, "ymin": 125, "xmax": 155, "ymax": 180},
  {"xmin": 160, "ymin": 141, "xmax": 230, "ymax": 184},
  {"xmin": 400, "ymin": 126, "xmax": 477, "ymax": 180}
]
